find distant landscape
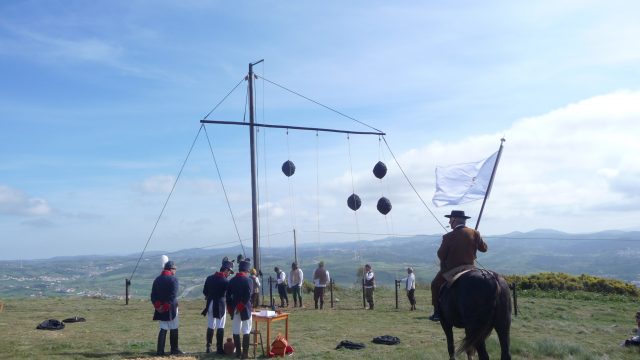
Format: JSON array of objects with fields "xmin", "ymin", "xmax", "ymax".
[{"xmin": 1, "ymin": 229, "xmax": 639, "ymax": 300}]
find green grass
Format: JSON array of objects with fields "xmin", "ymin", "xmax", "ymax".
[{"xmin": 1, "ymin": 287, "xmax": 640, "ymax": 359}]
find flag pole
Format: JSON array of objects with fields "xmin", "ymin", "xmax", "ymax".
[{"xmin": 474, "ymin": 138, "xmax": 505, "ymax": 230}]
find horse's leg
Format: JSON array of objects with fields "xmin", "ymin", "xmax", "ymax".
[
  {"xmin": 441, "ymin": 321, "xmax": 456, "ymax": 359},
  {"xmin": 495, "ymin": 284, "xmax": 512, "ymax": 360},
  {"xmin": 466, "ymin": 350, "xmax": 473, "ymax": 360},
  {"xmin": 495, "ymin": 322, "xmax": 511, "ymax": 360},
  {"xmin": 475, "ymin": 339, "xmax": 489, "ymax": 360}
]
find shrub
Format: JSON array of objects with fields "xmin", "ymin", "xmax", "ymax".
[{"xmin": 505, "ymin": 272, "xmax": 639, "ymax": 297}]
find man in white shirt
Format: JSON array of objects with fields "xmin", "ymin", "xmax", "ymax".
[
  {"xmin": 401, "ymin": 267, "xmax": 416, "ymax": 310},
  {"xmin": 363, "ymin": 264, "xmax": 375, "ymax": 310},
  {"xmin": 274, "ymin": 266, "xmax": 289, "ymax": 307},
  {"xmin": 289, "ymin": 262, "xmax": 304, "ymax": 307}
]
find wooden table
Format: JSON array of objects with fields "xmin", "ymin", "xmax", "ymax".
[{"xmin": 252, "ymin": 312, "xmax": 289, "ymax": 355}]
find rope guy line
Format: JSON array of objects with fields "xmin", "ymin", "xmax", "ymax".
[
  {"xmin": 203, "ymin": 77, "xmax": 246, "ymax": 120},
  {"xmin": 258, "ymin": 75, "xmax": 384, "ymax": 134},
  {"xmin": 381, "ymin": 136, "xmax": 448, "ymax": 232},
  {"xmin": 129, "ymin": 125, "xmax": 204, "ymax": 282},
  {"xmin": 203, "ymin": 125, "xmax": 246, "ymax": 257}
]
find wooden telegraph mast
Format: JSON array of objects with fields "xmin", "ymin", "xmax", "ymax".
[{"xmin": 201, "ymin": 60, "xmax": 385, "ymax": 276}]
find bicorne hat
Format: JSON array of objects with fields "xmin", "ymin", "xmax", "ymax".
[
  {"xmin": 239, "ymin": 260, "xmax": 251, "ymax": 273},
  {"xmin": 221, "ymin": 260, "xmax": 235, "ymax": 274},
  {"xmin": 444, "ymin": 210, "xmax": 471, "ymax": 219}
]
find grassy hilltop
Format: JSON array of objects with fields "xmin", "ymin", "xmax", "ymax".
[{"xmin": 2, "ymin": 287, "xmax": 640, "ymax": 359}]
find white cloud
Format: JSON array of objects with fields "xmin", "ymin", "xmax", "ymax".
[
  {"xmin": 386, "ymin": 91, "xmax": 640, "ymax": 233},
  {"xmin": 0, "ymin": 185, "xmax": 53, "ymax": 217},
  {"xmin": 138, "ymin": 175, "xmax": 175, "ymax": 194}
]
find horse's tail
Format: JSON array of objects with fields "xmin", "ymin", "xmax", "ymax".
[{"xmin": 456, "ymin": 270, "xmax": 502, "ymax": 356}]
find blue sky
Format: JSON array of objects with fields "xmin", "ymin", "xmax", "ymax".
[{"xmin": 2, "ymin": 1, "xmax": 640, "ymax": 260}]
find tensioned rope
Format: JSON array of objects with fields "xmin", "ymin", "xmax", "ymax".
[
  {"xmin": 260, "ymin": 128, "xmax": 272, "ymax": 249},
  {"xmin": 257, "ymin": 75, "xmax": 444, "ymax": 232},
  {"xmin": 203, "ymin": 77, "xmax": 246, "ymax": 120},
  {"xmin": 252, "ymin": 230, "xmax": 640, "ymax": 243},
  {"xmin": 129, "ymin": 125, "xmax": 204, "ymax": 282},
  {"xmin": 381, "ymin": 136, "xmax": 447, "ymax": 232},
  {"xmin": 346, "ymin": 134, "xmax": 361, "ymax": 241},
  {"xmin": 131, "ymin": 77, "xmax": 248, "ymax": 282},
  {"xmin": 203, "ymin": 125, "xmax": 246, "ymax": 257},
  {"xmin": 315, "ymin": 131, "xmax": 320, "ymax": 247},
  {"xmin": 377, "ymin": 135, "xmax": 393, "ymax": 235},
  {"xmin": 260, "ymin": 63, "xmax": 271, "ymax": 254},
  {"xmin": 285, "ymin": 130, "xmax": 299, "ymax": 243},
  {"xmin": 259, "ymin": 76, "xmax": 384, "ymax": 134}
]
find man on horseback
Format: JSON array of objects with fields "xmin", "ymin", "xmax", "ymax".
[{"xmin": 429, "ymin": 210, "xmax": 488, "ymax": 322}]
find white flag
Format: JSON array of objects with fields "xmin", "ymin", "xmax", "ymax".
[{"xmin": 432, "ymin": 151, "xmax": 499, "ymax": 207}]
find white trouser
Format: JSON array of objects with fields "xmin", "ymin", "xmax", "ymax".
[
  {"xmin": 207, "ymin": 301, "xmax": 227, "ymax": 329},
  {"xmin": 159, "ymin": 308, "xmax": 179, "ymax": 330},
  {"xmin": 232, "ymin": 311, "xmax": 252, "ymax": 335}
]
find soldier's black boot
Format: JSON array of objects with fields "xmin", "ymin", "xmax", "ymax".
[
  {"xmin": 216, "ymin": 328, "xmax": 225, "ymax": 354},
  {"xmin": 233, "ymin": 334, "xmax": 241, "ymax": 358},
  {"xmin": 241, "ymin": 334, "xmax": 251, "ymax": 359},
  {"xmin": 156, "ymin": 329, "xmax": 167, "ymax": 356},
  {"xmin": 169, "ymin": 329, "xmax": 185, "ymax": 355},
  {"xmin": 206, "ymin": 327, "xmax": 214, "ymax": 353}
]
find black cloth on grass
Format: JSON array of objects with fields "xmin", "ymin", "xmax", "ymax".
[
  {"xmin": 336, "ymin": 340, "xmax": 365, "ymax": 350},
  {"xmin": 62, "ymin": 316, "xmax": 86, "ymax": 323}
]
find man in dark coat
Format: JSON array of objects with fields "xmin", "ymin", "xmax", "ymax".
[
  {"xmin": 150, "ymin": 260, "xmax": 184, "ymax": 355},
  {"xmin": 429, "ymin": 210, "xmax": 488, "ymax": 321},
  {"xmin": 202, "ymin": 259, "xmax": 234, "ymax": 354},
  {"xmin": 227, "ymin": 259, "xmax": 254, "ymax": 359}
]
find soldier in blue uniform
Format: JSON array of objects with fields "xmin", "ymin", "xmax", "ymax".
[
  {"xmin": 227, "ymin": 259, "xmax": 254, "ymax": 359},
  {"xmin": 150, "ymin": 260, "xmax": 184, "ymax": 355},
  {"xmin": 202, "ymin": 259, "xmax": 234, "ymax": 354}
]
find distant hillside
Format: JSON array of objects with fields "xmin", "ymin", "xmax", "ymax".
[{"xmin": 1, "ymin": 229, "xmax": 639, "ymax": 299}]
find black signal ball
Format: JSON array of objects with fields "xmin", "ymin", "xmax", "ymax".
[
  {"xmin": 373, "ymin": 161, "xmax": 387, "ymax": 179},
  {"xmin": 347, "ymin": 194, "xmax": 362, "ymax": 211},
  {"xmin": 282, "ymin": 160, "xmax": 296, "ymax": 177},
  {"xmin": 377, "ymin": 197, "xmax": 392, "ymax": 215}
]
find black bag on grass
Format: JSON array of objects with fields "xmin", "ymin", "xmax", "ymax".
[
  {"xmin": 372, "ymin": 335, "xmax": 400, "ymax": 345},
  {"xmin": 36, "ymin": 319, "xmax": 65, "ymax": 330}
]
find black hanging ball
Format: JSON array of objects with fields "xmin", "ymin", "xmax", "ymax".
[
  {"xmin": 347, "ymin": 193, "xmax": 362, "ymax": 211},
  {"xmin": 281, "ymin": 160, "xmax": 296, "ymax": 177},
  {"xmin": 373, "ymin": 161, "xmax": 387, "ymax": 179},
  {"xmin": 377, "ymin": 197, "xmax": 392, "ymax": 215}
]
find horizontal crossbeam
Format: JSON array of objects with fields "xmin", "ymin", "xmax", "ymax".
[{"xmin": 200, "ymin": 120, "xmax": 385, "ymax": 136}]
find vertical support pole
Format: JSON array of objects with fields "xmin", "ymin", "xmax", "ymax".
[
  {"xmin": 512, "ymin": 282, "xmax": 518, "ymax": 317},
  {"xmin": 260, "ymin": 273, "xmax": 264, "ymax": 306},
  {"xmin": 475, "ymin": 138, "xmax": 505, "ymax": 230},
  {"xmin": 362, "ymin": 277, "xmax": 366, "ymax": 309},
  {"xmin": 248, "ymin": 60, "xmax": 264, "ymax": 274},
  {"xmin": 330, "ymin": 279, "xmax": 334, "ymax": 308},
  {"xmin": 125, "ymin": 278, "xmax": 131, "ymax": 305},
  {"xmin": 395, "ymin": 279, "xmax": 400, "ymax": 309},
  {"xmin": 293, "ymin": 229, "xmax": 298, "ymax": 265},
  {"xmin": 269, "ymin": 276, "xmax": 274, "ymax": 309}
]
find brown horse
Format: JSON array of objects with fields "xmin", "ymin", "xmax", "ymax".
[{"xmin": 438, "ymin": 269, "xmax": 512, "ymax": 360}]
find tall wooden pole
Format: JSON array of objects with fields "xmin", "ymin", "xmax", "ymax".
[
  {"xmin": 293, "ymin": 229, "xmax": 298, "ymax": 265},
  {"xmin": 249, "ymin": 60, "xmax": 264, "ymax": 273},
  {"xmin": 475, "ymin": 138, "xmax": 505, "ymax": 230}
]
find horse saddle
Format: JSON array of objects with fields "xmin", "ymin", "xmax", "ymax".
[{"xmin": 443, "ymin": 265, "xmax": 477, "ymax": 288}]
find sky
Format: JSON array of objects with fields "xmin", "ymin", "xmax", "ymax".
[{"xmin": 2, "ymin": 1, "xmax": 640, "ymax": 260}]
